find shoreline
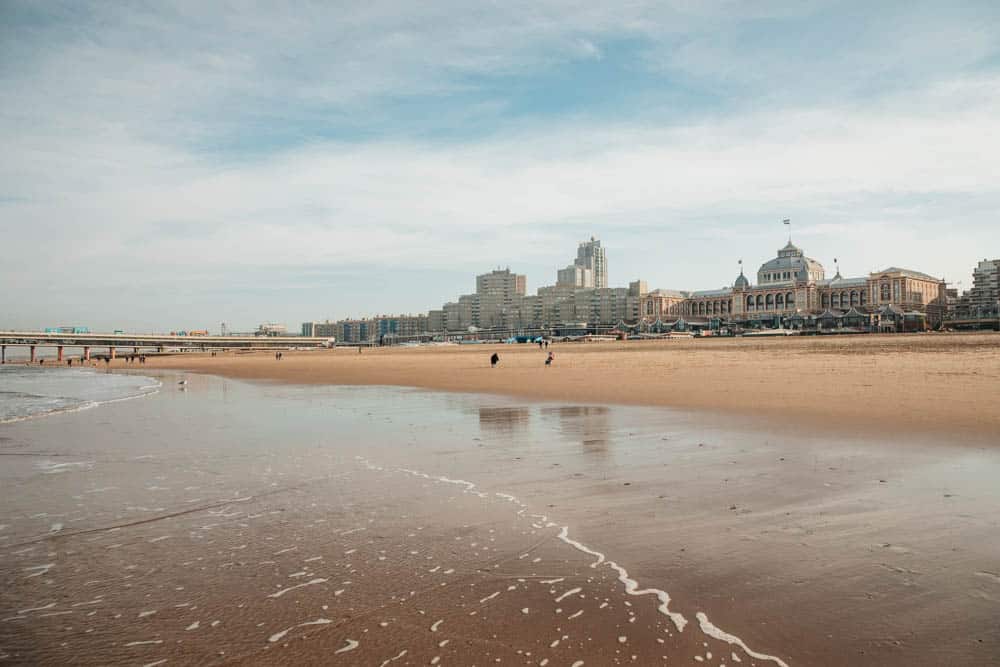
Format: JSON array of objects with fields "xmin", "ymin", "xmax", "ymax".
[{"xmin": 129, "ymin": 332, "xmax": 1000, "ymax": 440}]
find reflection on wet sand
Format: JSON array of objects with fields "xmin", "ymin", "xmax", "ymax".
[
  {"xmin": 542, "ymin": 405, "xmax": 611, "ymax": 455},
  {"xmin": 477, "ymin": 406, "xmax": 531, "ymax": 436}
]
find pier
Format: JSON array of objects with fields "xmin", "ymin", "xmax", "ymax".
[{"xmin": 0, "ymin": 331, "xmax": 332, "ymax": 363}]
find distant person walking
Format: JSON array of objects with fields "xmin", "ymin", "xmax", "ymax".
[
  {"xmin": 544, "ymin": 340, "xmax": 549, "ymax": 349},
  {"xmin": 545, "ymin": 351, "xmax": 555, "ymax": 367},
  {"xmin": 490, "ymin": 352, "xmax": 500, "ymax": 368},
  {"xmin": 538, "ymin": 339, "xmax": 543, "ymax": 349}
]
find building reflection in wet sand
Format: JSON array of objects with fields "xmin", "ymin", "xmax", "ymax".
[
  {"xmin": 478, "ymin": 406, "xmax": 531, "ymax": 437},
  {"xmin": 542, "ymin": 405, "xmax": 611, "ymax": 455}
]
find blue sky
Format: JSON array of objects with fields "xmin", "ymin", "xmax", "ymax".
[{"xmin": 2, "ymin": 1, "xmax": 999, "ymax": 331}]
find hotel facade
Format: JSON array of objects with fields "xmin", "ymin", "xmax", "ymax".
[{"xmin": 644, "ymin": 240, "xmax": 948, "ymax": 331}]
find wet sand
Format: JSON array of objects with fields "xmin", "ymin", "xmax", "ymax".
[
  {"xmin": 2, "ymin": 374, "xmax": 999, "ymax": 665},
  {"xmin": 137, "ymin": 333, "xmax": 1000, "ymax": 438}
]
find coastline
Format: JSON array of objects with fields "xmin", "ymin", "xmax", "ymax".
[{"xmin": 132, "ymin": 332, "xmax": 1000, "ymax": 439}]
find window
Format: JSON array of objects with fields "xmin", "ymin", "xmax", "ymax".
[{"xmin": 881, "ymin": 283, "xmax": 890, "ymax": 301}]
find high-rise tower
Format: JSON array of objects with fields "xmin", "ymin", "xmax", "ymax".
[{"xmin": 575, "ymin": 237, "xmax": 607, "ymax": 288}]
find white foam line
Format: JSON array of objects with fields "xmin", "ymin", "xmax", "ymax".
[
  {"xmin": 268, "ymin": 617, "xmax": 332, "ymax": 643},
  {"xmin": 379, "ymin": 649, "xmax": 408, "ymax": 666},
  {"xmin": 430, "ymin": 619, "xmax": 443, "ymax": 632},
  {"xmin": 555, "ymin": 587, "xmax": 582, "ymax": 603},
  {"xmin": 361, "ymin": 458, "xmax": 786, "ymax": 660},
  {"xmin": 334, "ymin": 638, "xmax": 359, "ymax": 654},
  {"xmin": 267, "ymin": 578, "xmax": 327, "ymax": 598},
  {"xmin": 696, "ymin": 612, "xmax": 789, "ymax": 667},
  {"xmin": 479, "ymin": 591, "xmax": 501, "ymax": 603},
  {"xmin": 18, "ymin": 602, "xmax": 56, "ymax": 614},
  {"xmin": 6, "ymin": 387, "xmax": 163, "ymax": 426},
  {"xmin": 556, "ymin": 528, "xmax": 605, "ymax": 569},
  {"xmin": 24, "ymin": 563, "xmax": 55, "ymax": 578}
]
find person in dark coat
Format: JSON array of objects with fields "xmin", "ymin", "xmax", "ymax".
[{"xmin": 490, "ymin": 352, "xmax": 500, "ymax": 368}]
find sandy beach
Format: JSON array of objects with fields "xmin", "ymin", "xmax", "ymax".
[
  {"xmin": 3, "ymin": 335, "xmax": 999, "ymax": 666},
  {"xmin": 139, "ymin": 332, "xmax": 1000, "ymax": 438}
]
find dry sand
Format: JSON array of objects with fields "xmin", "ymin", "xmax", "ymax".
[{"xmin": 139, "ymin": 332, "xmax": 1000, "ymax": 438}]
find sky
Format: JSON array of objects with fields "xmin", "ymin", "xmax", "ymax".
[{"xmin": 2, "ymin": 1, "xmax": 999, "ymax": 332}]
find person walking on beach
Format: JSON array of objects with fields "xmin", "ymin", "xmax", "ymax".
[
  {"xmin": 538, "ymin": 339, "xmax": 543, "ymax": 349},
  {"xmin": 545, "ymin": 351, "xmax": 554, "ymax": 367},
  {"xmin": 544, "ymin": 340, "xmax": 549, "ymax": 349},
  {"xmin": 490, "ymin": 352, "xmax": 500, "ymax": 368}
]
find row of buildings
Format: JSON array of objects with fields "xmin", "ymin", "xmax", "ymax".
[{"xmin": 301, "ymin": 236, "xmax": 998, "ymax": 343}]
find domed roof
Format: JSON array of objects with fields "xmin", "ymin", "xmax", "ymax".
[
  {"xmin": 757, "ymin": 240, "xmax": 825, "ymax": 284},
  {"xmin": 734, "ymin": 272, "xmax": 750, "ymax": 289}
]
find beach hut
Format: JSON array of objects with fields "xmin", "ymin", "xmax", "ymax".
[{"xmin": 816, "ymin": 309, "xmax": 845, "ymax": 331}]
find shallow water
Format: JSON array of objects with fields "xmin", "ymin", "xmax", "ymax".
[
  {"xmin": 0, "ymin": 372, "xmax": 997, "ymax": 665},
  {"xmin": 0, "ymin": 366, "xmax": 160, "ymax": 423}
]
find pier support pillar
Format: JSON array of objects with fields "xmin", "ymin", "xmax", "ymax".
[
  {"xmin": 109, "ymin": 346, "xmax": 116, "ymax": 360},
  {"xmin": 133, "ymin": 347, "xmax": 139, "ymax": 355},
  {"xmin": 57, "ymin": 346, "xmax": 64, "ymax": 361},
  {"xmin": 1, "ymin": 345, "xmax": 5, "ymax": 364},
  {"xmin": 30, "ymin": 345, "xmax": 37, "ymax": 363},
  {"xmin": 83, "ymin": 346, "xmax": 91, "ymax": 361}
]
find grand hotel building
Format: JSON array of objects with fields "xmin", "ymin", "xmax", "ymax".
[{"xmin": 642, "ymin": 240, "xmax": 947, "ymax": 328}]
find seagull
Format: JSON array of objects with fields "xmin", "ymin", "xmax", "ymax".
[{"xmin": 178, "ymin": 380, "xmax": 188, "ymax": 385}]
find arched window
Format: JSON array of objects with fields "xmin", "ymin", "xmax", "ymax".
[
  {"xmin": 776, "ymin": 293, "xmax": 784, "ymax": 308},
  {"xmin": 727, "ymin": 300, "xmax": 732, "ymax": 312},
  {"xmin": 832, "ymin": 293, "xmax": 840, "ymax": 308},
  {"xmin": 822, "ymin": 293, "xmax": 829, "ymax": 307},
  {"xmin": 765, "ymin": 294, "xmax": 774, "ymax": 309},
  {"xmin": 698, "ymin": 302, "xmax": 705, "ymax": 316},
  {"xmin": 850, "ymin": 291, "xmax": 859, "ymax": 306},
  {"xmin": 786, "ymin": 292, "xmax": 794, "ymax": 307},
  {"xmin": 881, "ymin": 283, "xmax": 890, "ymax": 301},
  {"xmin": 840, "ymin": 292, "xmax": 848, "ymax": 308},
  {"xmin": 860, "ymin": 290, "xmax": 866, "ymax": 306},
  {"xmin": 756, "ymin": 295, "xmax": 764, "ymax": 310},
  {"xmin": 747, "ymin": 296, "xmax": 754, "ymax": 310}
]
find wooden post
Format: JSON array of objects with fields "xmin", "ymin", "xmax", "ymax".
[
  {"xmin": 109, "ymin": 346, "xmax": 116, "ymax": 360},
  {"xmin": 57, "ymin": 346, "xmax": 64, "ymax": 361},
  {"xmin": 83, "ymin": 346, "xmax": 91, "ymax": 361},
  {"xmin": 30, "ymin": 345, "xmax": 37, "ymax": 363},
  {"xmin": 1, "ymin": 345, "xmax": 4, "ymax": 364}
]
